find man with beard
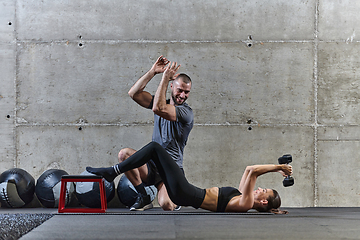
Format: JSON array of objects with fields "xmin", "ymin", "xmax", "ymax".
[{"xmin": 118, "ymin": 56, "xmax": 193, "ymax": 211}]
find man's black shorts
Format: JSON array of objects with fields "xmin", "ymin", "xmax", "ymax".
[{"xmin": 145, "ymin": 160, "xmax": 185, "ymax": 187}]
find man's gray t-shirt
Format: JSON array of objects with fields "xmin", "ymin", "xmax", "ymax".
[{"xmin": 149, "ymin": 98, "xmax": 193, "ymax": 169}]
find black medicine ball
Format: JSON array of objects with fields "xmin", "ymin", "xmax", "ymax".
[
  {"xmin": 35, "ymin": 169, "xmax": 74, "ymax": 208},
  {"xmin": 0, "ymin": 168, "xmax": 35, "ymax": 208},
  {"xmin": 117, "ymin": 174, "xmax": 157, "ymax": 208}
]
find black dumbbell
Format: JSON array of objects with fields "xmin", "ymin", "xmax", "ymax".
[{"xmin": 278, "ymin": 154, "xmax": 294, "ymax": 187}]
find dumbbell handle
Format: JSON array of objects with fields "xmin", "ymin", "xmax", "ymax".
[{"xmin": 278, "ymin": 154, "xmax": 294, "ymax": 187}]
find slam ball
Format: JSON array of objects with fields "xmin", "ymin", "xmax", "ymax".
[
  {"xmin": 35, "ymin": 169, "xmax": 74, "ymax": 208},
  {"xmin": 0, "ymin": 168, "xmax": 35, "ymax": 208},
  {"xmin": 117, "ymin": 174, "xmax": 157, "ymax": 208},
  {"xmin": 75, "ymin": 170, "xmax": 115, "ymax": 208}
]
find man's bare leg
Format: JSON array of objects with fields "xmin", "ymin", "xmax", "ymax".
[
  {"xmin": 118, "ymin": 148, "xmax": 152, "ymax": 211},
  {"xmin": 118, "ymin": 148, "xmax": 149, "ymax": 185},
  {"xmin": 157, "ymin": 182, "xmax": 178, "ymax": 211}
]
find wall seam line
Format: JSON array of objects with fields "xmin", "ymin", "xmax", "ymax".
[
  {"xmin": 14, "ymin": 0, "xmax": 19, "ymax": 168},
  {"xmin": 313, "ymin": 0, "xmax": 320, "ymax": 208}
]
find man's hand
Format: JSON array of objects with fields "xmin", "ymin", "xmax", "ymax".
[
  {"xmin": 163, "ymin": 61, "xmax": 181, "ymax": 82},
  {"xmin": 151, "ymin": 55, "xmax": 170, "ymax": 75}
]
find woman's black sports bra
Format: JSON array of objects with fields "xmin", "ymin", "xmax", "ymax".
[{"xmin": 217, "ymin": 187, "xmax": 241, "ymax": 212}]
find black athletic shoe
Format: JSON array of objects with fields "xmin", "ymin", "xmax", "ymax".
[
  {"xmin": 130, "ymin": 194, "xmax": 153, "ymax": 211},
  {"xmin": 174, "ymin": 205, "xmax": 181, "ymax": 211}
]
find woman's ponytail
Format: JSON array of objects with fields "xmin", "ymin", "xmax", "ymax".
[{"xmin": 270, "ymin": 208, "xmax": 289, "ymax": 214}]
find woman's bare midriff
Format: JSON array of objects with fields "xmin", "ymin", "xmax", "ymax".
[{"xmin": 199, "ymin": 187, "xmax": 219, "ymax": 212}]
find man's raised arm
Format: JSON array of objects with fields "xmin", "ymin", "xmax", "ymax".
[{"xmin": 128, "ymin": 56, "xmax": 169, "ymax": 108}]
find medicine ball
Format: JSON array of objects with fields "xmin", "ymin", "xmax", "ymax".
[
  {"xmin": 0, "ymin": 168, "xmax": 35, "ymax": 208},
  {"xmin": 75, "ymin": 170, "xmax": 115, "ymax": 208},
  {"xmin": 117, "ymin": 174, "xmax": 157, "ymax": 208},
  {"xmin": 35, "ymin": 169, "xmax": 74, "ymax": 208}
]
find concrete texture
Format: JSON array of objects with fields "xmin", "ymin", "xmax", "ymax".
[
  {"xmin": 16, "ymin": 42, "xmax": 314, "ymax": 125},
  {"xmin": 0, "ymin": 0, "xmax": 360, "ymax": 209},
  {"xmin": 318, "ymin": 0, "xmax": 360, "ymax": 41},
  {"xmin": 16, "ymin": 0, "xmax": 316, "ymax": 41},
  {"xmin": 0, "ymin": 0, "xmax": 15, "ymax": 42},
  {"xmin": 16, "ymin": 125, "xmax": 153, "ymax": 177},
  {"xmin": 0, "ymin": 43, "xmax": 16, "ymax": 171},
  {"xmin": 318, "ymin": 42, "xmax": 360, "ymax": 125},
  {"xmin": 317, "ymin": 126, "xmax": 360, "ymax": 207}
]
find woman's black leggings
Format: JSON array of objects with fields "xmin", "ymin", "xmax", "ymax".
[{"xmin": 117, "ymin": 141, "xmax": 206, "ymax": 208}]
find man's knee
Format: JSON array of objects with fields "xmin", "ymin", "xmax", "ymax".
[{"xmin": 118, "ymin": 148, "xmax": 135, "ymax": 162}]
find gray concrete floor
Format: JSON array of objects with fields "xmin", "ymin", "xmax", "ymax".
[{"xmin": 0, "ymin": 207, "xmax": 359, "ymax": 239}]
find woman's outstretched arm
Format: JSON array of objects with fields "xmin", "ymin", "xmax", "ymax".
[
  {"xmin": 238, "ymin": 164, "xmax": 292, "ymax": 192},
  {"xmin": 237, "ymin": 164, "xmax": 292, "ymax": 210}
]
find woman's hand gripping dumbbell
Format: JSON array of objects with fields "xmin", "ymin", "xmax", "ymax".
[{"xmin": 278, "ymin": 154, "xmax": 294, "ymax": 187}]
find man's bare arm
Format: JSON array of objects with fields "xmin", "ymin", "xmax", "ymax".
[
  {"xmin": 128, "ymin": 56, "xmax": 169, "ymax": 108},
  {"xmin": 152, "ymin": 61, "xmax": 180, "ymax": 121}
]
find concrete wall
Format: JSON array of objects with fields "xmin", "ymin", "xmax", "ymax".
[{"xmin": 1, "ymin": 0, "xmax": 359, "ymax": 208}]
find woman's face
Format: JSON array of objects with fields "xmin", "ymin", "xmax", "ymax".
[{"xmin": 254, "ymin": 187, "xmax": 274, "ymax": 201}]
